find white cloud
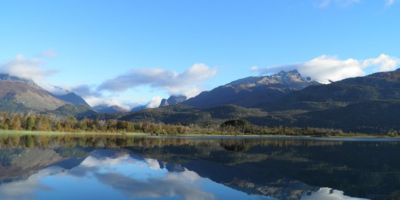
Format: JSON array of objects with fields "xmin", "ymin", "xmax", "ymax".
[
  {"xmin": 300, "ymin": 56, "xmax": 365, "ymax": 83},
  {"xmin": 256, "ymin": 54, "xmax": 400, "ymax": 84},
  {"xmin": 70, "ymin": 84, "xmax": 102, "ymax": 98},
  {"xmin": 95, "ymin": 170, "xmax": 216, "ymax": 200},
  {"xmin": 98, "ymin": 63, "xmax": 217, "ymax": 98},
  {"xmin": 250, "ymin": 66, "xmax": 259, "ymax": 71},
  {"xmin": 65, "ymin": 84, "xmax": 138, "ymax": 109},
  {"xmin": 302, "ymin": 187, "xmax": 367, "ymax": 200},
  {"xmin": 76, "ymin": 153, "xmax": 216, "ymax": 200},
  {"xmin": 0, "ymin": 166, "xmax": 61, "ymax": 200},
  {"xmin": 146, "ymin": 96, "xmax": 163, "ymax": 108},
  {"xmin": 81, "ymin": 153, "xmax": 136, "ymax": 167},
  {"xmin": 0, "ymin": 55, "xmax": 59, "ymax": 91},
  {"xmin": 1, "ymin": 54, "xmax": 211, "ymax": 109},
  {"xmin": 319, "ymin": 0, "xmax": 360, "ymax": 8},
  {"xmin": 145, "ymin": 158, "xmax": 161, "ymax": 170},
  {"xmin": 0, "ymin": 151, "xmax": 215, "ymax": 200},
  {"xmin": 362, "ymin": 54, "xmax": 400, "ymax": 71},
  {"xmin": 180, "ymin": 86, "xmax": 202, "ymax": 99},
  {"xmin": 84, "ymin": 96, "xmax": 132, "ymax": 110}
]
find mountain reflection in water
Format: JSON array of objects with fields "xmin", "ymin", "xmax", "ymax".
[{"xmin": 0, "ymin": 135, "xmax": 398, "ymax": 200}]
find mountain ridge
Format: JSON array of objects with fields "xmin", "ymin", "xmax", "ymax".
[
  {"xmin": 182, "ymin": 70, "xmax": 320, "ymax": 109},
  {"xmin": 159, "ymin": 95, "xmax": 187, "ymax": 107},
  {"xmin": 52, "ymin": 92, "xmax": 91, "ymax": 108},
  {"xmin": 0, "ymin": 74, "xmax": 94, "ymax": 116},
  {"xmin": 93, "ymin": 105, "xmax": 129, "ymax": 113},
  {"xmin": 0, "ymin": 74, "xmax": 67, "ymax": 112}
]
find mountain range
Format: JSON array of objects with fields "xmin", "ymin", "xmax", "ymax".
[
  {"xmin": 92, "ymin": 69, "xmax": 400, "ymax": 133},
  {"xmin": 93, "ymin": 105, "xmax": 129, "ymax": 113},
  {"xmin": 2, "ymin": 68, "xmax": 400, "ymax": 133},
  {"xmin": 183, "ymin": 70, "xmax": 320, "ymax": 109}
]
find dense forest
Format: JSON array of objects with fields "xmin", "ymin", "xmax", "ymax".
[{"xmin": 0, "ymin": 111, "xmax": 397, "ymax": 137}]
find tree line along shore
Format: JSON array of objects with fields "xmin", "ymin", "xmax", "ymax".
[{"xmin": 0, "ymin": 112, "xmax": 398, "ymax": 137}]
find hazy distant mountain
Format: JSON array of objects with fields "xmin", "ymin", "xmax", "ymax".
[
  {"xmin": 93, "ymin": 105, "xmax": 129, "ymax": 114},
  {"xmin": 182, "ymin": 70, "xmax": 320, "ymax": 109},
  {"xmin": 52, "ymin": 92, "xmax": 91, "ymax": 107},
  {"xmin": 130, "ymin": 105, "xmax": 147, "ymax": 112},
  {"xmin": 159, "ymin": 95, "xmax": 187, "ymax": 107},
  {"xmin": 0, "ymin": 74, "xmax": 67, "ymax": 112}
]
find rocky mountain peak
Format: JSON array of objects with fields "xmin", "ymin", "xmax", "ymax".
[
  {"xmin": 160, "ymin": 95, "xmax": 187, "ymax": 107},
  {"xmin": 183, "ymin": 70, "xmax": 320, "ymax": 109},
  {"xmin": 0, "ymin": 73, "xmax": 41, "ymax": 89},
  {"xmin": 268, "ymin": 70, "xmax": 313, "ymax": 83},
  {"xmin": 227, "ymin": 70, "xmax": 316, "ymax": 88}
]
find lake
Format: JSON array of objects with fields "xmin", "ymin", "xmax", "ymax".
[{"xmin": 0, "ymin": 134, "xmax": 399, "ymax": 200}]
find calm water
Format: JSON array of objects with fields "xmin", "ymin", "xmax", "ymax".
[{"xmin": 0, "ymin": 135, "xmax": 399, "ymax": 200}]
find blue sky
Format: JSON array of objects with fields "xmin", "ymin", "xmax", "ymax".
[{"xmin": 0, "ymin": 0, "xmax": 399, "ymax": 108}]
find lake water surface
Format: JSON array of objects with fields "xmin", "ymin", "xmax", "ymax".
[{"xmin": 0, "ymin": 135, "xmax": 398, "ymax": 200}]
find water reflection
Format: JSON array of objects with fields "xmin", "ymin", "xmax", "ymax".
[
  {"xmin": 0, "ymin": 135, "xmax": 399, "ymax": 200},
  {"xmin": 302, "ymin": 188, "xmax": 367, "ymax": 200}
]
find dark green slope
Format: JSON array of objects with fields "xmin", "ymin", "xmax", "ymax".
[
  {"xmin": 266, "ymin": 69, "xmax": 400, "ymax": 112},
  {"xmin": 203, "ymin": 104, "xmax": 266, "ymax": 119},
  {"xmin": 93, "ymin": 104, "xmax": 267, "ymax": 125},
  {"xmin": 247, "ymin": 69, "xmax": 400, "ymax": 133},
  {"xmin": 292, "ymin": 100, "xmax": 400, "ymax": 133},
  {"xmin": 48, "ymin": 104, "xmax": 97, "ymax": 118},
  {"xmin": 120, "ymin": 105, "xmax": 211, "ymax": 124}
]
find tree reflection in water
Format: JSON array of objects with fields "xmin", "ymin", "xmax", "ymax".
[{"xmin": 0, "ymin": 134, "xmax": 398, "ymax": 200}]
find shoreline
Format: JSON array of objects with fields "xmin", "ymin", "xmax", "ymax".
[{"xmin": 1, "ymin": 130, "xmax": 400, "ymax": 141}]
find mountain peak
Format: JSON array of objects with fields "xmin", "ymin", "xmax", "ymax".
[
  {"xmin": 275, "ymin": 70, "xmax": 313, "ymax": 82},
  {"xmin": 159, "ymin": 95, "xmax": 187, "ymax": 107},
  {"xmin": 277, "ymin": 69, "xmax": 300, "ymax": 75},
  {"xmin": 52, "ymin": 92, "xmax": 91, "ymax": 107},
  {"xmin": 228, "ymin": 70, "xmax": 315, "ymax": 87},
  {"xmin": 0, "ymin": 73, "xmax": 41, "ymax": 89},
  {"xmin": 0, "ymin": 74, "xmax": 67, "ymax": 112},
  {"xmin": 183, "ymin": 70, "xmax": 320, "ymax": 109}
]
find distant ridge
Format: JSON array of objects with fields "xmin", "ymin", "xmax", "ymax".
[
  {"xmin": 182, "ymin": 70, "xmax": 320, "ymax": 109},
  {"xmin": 93, "ymin": 105, "xmax": 128, "ymax": 113},
  {"xmin": 52, "ymin": 92, "xmax": 91, "ymax": 108}
]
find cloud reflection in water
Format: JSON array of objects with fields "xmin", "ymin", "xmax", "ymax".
[{"xmin": 0, "ymin": 151, "xmax": 216, "ymax": 200}]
